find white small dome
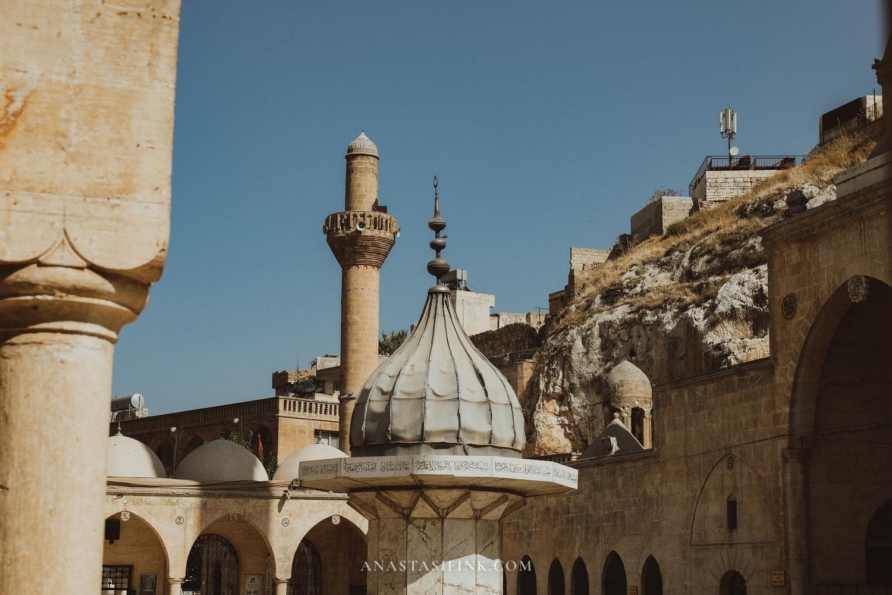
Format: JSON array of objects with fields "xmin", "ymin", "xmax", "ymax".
[
  {"xmin": 346, "ymin": 131, "xmax": 378, "ymax": 158},
  {"xmin": 174, "ymin": 439, "xmax": 267, "ymax": 482},
  {"xmin": 107, "ymin": 434, "xmax": 166, "ymax": 478},
  {"xmin": 273, "ymin": 444, "xmax": 346, "ymax": 481}
]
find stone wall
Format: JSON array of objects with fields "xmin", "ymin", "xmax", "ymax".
[
  {"xmin": 570, "ymin": 247, "xmax": 610, "ymax": 272},
  {"xmin": 471, "ymin": 323, "xmax": 542, "ymax": 359},
  {"xmin": 692, "ymin": 169, "xmax": 779, "ymax": 209},
  {"xmin": 502, "ymin": 360, "xmax": 786, "ymax": 595},
  {"xmin": 451, "ymin": 289, "xmax": 496, "ymax": 336},
  {"xmin": 630, "ymin": 196, "xmax": 693, "ymax": 244}
]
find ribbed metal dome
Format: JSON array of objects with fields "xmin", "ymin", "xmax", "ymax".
[
  {"xmin": 346, "ymin": 131, "xmax": 379, "ymax": 158},
  {"xmin": 350, "ymin": 286, "xmax": 526, "ymax": 457}
]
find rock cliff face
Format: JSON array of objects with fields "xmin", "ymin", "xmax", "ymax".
[{"xmin": 524, "ymin": 135, "xmax": 874, "ymax": 456}]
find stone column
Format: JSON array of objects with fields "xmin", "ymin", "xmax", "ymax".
[
  {"xmin": 642, "ymin": 409, "xmax": 653, "ymax": 449},
  {"xmin": 168, "ymin": 577, "xmax": 185, "ymax": 595},
  {"xmin": 325, "ymin": 135, "xmax": 397, "ymax": 454},
  {"xmin": 0, "ymin": 1, "xmax": 180, "ymax": 592},
  {"xmin": 275, "ymin": 578, "xmax": 290, "ymax": 595},
  {"xmin": 782, "ymin": 448, "xmax": 811, "ymax": 595}
]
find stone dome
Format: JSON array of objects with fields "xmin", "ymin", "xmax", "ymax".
[
  {"xmin": 174, "ymin": 439, "xmax": 268, "ymax": 482},
  {"xmin": 346, "ymin": 131, "xmax": 378, "ymax": 158},
  {"xmin": 350, "ymin": 286, "xmax": 525, "ymax": 457},
  {"xmin": 107, "ymin": 433, "xmax": 166, "ymax": 478},
  {"xmin": 606, "ymin": 360, "xmax": 652, "ymax": 405},
  {"xmin": 273, "ymin": 444, "xmax": 347, "ymax": 481}
]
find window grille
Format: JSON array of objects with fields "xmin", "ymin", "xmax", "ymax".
[{"xmin": 102, "ymin": 565, "xmax": 132, "ymax": 595}]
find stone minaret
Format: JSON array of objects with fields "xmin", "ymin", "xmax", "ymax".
[{"xmin": 324, "ymin": 132, "xmax": 398, "ymax": 454}]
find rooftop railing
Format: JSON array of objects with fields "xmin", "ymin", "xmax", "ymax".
[{"xmin": 689, "ymin": 155, "xmax": 804, "ymax": 196}]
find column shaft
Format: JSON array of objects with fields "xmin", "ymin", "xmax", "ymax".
[
  {"xmin": 340, "ymin": 265, "xmax": 381, "ymax": 452},
  {"xmin": 783, "ymin": 448, "xmax": 810, "ymax": 595},
  {"xmin": 0, "ymin": 331, "xmax": 114, "ymax": 593}
]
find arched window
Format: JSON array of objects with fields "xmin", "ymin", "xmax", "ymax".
[
  {"xmin": 719, "ymin": 571, "xmax": 746, "ymax": 595},
  {"xmin": 866, "ymin": 498, "xmax": 892, "ymax": 585},
  {"xmin": 548, "ymin": 559, "xmax": 565, "ymax": 595},
  {"xmin": 251, "ymin": 425, "xmax": 274, "ymax": 460},
  {"xmin": 570, "ymin": 558, "xmax": 589, "ymax": 595},
  {"xmin": 183, "ymin": 534, "xmax": 239, "ymax": 595},
  {"xmin": 641, "ymin": 556, "xmax": 662, "ymax": 595},
  {"xmin": 155, "ymin": 441, "xmax": 174, "ymax": 476},
  {"xmin": 518, "ymin": 556, "xmax": 537, "ymax": 595},
  {"xmin": 184, "ymin": 435, "xmax": 204, "ymax": 457},
  {"xmin": 289, "ymin": 539, "xmax": 321, "ymax": 595},
  {"xmin": 602, "ymin": 552, "xmax": 627, "ymax": 595}
]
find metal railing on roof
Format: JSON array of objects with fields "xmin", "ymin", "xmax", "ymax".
[{"xmin": 689, "ymin": 154, "xmax": 804, "ymax": 195}]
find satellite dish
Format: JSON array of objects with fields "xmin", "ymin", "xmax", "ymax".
[{"xmin": 729, "ymin": 146, "xmax": 740, "ymax": 156}]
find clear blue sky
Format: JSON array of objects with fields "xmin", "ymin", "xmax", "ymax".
[{"xmin": 112, "ymin": 1, "xmax": 885, "ymax": 414}]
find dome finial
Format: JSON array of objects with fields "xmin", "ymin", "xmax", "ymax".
[{"xmin": 427, "ymin": 176, "xmax": 449, "ymax": 284}]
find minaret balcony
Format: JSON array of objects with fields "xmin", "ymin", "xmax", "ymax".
[{"xmin": 324, "ymin": 211, "xmax": 399, "ymax": 268}]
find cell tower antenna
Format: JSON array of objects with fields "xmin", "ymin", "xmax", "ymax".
[{"xmin": 719, "ymin": 106, "xmax": 738, "ymax": 159}]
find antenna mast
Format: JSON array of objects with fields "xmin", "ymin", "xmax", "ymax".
[{"xmin": 719, "ymin": 106, "xmax": 738, "ymax": 160}]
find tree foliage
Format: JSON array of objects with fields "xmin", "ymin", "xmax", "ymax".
[
  {"xmin": 379, "ymin": 329, "xmax": 408, "ymax": 355},
  {"xmin": 648, "ymin": 187, "xmax": 682, "ymax": 203}
]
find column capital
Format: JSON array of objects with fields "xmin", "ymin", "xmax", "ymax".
[{"xmin": 0, "ymin": 264, "xmax": 149, "ymax": 343}]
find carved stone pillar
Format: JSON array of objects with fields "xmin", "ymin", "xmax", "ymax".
[{"xmin": 0, "ymin": 1, "xmax": 181, "ymax": 592}]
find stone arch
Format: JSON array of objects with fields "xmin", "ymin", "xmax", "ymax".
[
  {"xmin": 102, "ymin": 511, "xmax": 169, "ymax": 593},
  {"xmin": 289, "ymin": 538, "xmax": 322, "ymax": 595},
  {"xmin": 569, "ymin": 557, "xmax": 589, "ymax": 595},
  {"xmin": 184, "ymin": 433, "xmax": 204, "ymax": 458},
  {"xmin": 518, "ymin": 555, "xmax": 537, "ymax": 595},
  {"xmin": 719, "ymin": 570, "xmax": 747, "ymax": 595},
  {"xmin": 184, "ymin": 533, "xmax": 240, "ymax": 594},
  {"xmin": 602, "ymin": 551, "xmax": 627, "ymax": 595},
  {"xmin": 548, "ymin": 558, "xmax": 565, "ymax": 595},
  {"xmin": 250, "ymin": 424, "xmax": 274, "ymax": 459},
  {"xmin": 283, "ymin": 509, "xmax": 368, "ymax": 571},
  {"xmin": 690, "ymin": 453, "xmax": 774, "ymax": 545},
  {"xmin": 155, "ymin": 439, "xmax": 174, "ymax": 475},
  {"xmin": 286, "ymin": 514, "xmax": 366, "ymax": 595},
  {"xmin": 641, "ymin": 555, "xmax": 662, "ymax": 595},
  {"xmin": 184, "ymin": 512, "xmax": 275, "ymax": 589},
  {"xmin": 796, "ymin": 278, "xmax": 892, "ymax": 585},
  {"xmin": 788, "ymin": 275, "xmax": 892, "ymax": 442}
]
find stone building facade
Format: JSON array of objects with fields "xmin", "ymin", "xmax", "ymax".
[{"xmin": 501, "ymin": 118, "xmax": 892, "ymax": 595}]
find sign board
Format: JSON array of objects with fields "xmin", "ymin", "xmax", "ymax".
[
  {"xmin": 771, "ymin": 571, "xmax": 786, "ymax": 587},
  {"xmin": 139, "ymin": 574, "xmax": 157, "ymax": 594},
  {"xmin": 245, "ymin": 574, "xmax": 262, "ymax": 595},
  {"xmin": 629, "ymin": 587, "xmax": 639, "ymax": 595}
]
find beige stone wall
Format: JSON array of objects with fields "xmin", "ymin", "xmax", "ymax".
[
  {"xmin": 278, "ymin": 416, "xmax": 340, "ymax": 461},
  {"xmin": 471, "ymin": 323, "xmax": 541, "ymax": 359},
  {"xmin": 630, "ymin": 196, "xmax": 693, "ymax": 244},
  {"xmin": 103, "ymin": 514, "xmax": 167, "ymax": 590},
  {"xmin": 570, "ymin": 248, "xmax": 610, "ymax": 273},
  {"xmin": 451, "ymin": 289, "xmax": 496, "ymax": 336},
  {"xmin": 502, "ymin": 361, "xmax": 784, "ymax": 595},
  {"xmin": 692, "ymin": 170, "xmax": 778, "ymax": 209}
]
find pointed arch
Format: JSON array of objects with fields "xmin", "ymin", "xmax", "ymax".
[
  {"xmin": 548, "ymin": 559, "xmax": 565, "ymax": 595},
  {"xmin": 518, "ymin": 555, "xmax": 537, "ymax": 595},
  {"xmin": 570, "ymin": 557, "xmax": 589, "ymax": 595},
  {"xmin": 641, "ymin": 556, "xmax": 662, "ymax": 595},
  {"xmin": 602, "ymin": 551, "xmax": 626, "ymax": 595},
  {"xmin": 719, "ymin": 570, "xmax": 746, "ymax": 595}
]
